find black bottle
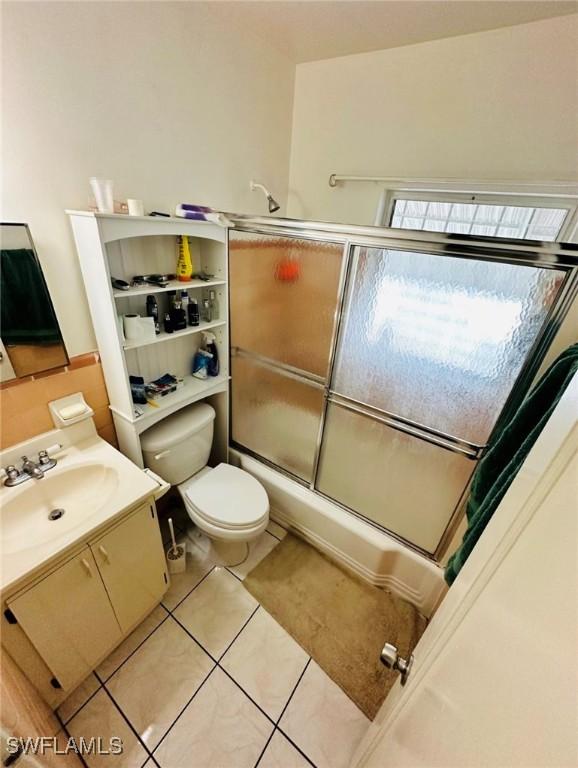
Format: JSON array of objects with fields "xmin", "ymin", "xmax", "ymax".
[
  {"xmin": 164, "ymin": 312, "xmax": 173, "ymax": 333},
  {"xmin": 146, "ymin": 295, "xmax": 160, "ymax": 334},
  {"xmin": 169, "ymin": 299, "xmax": 187, "ymax": 331},
  {"xmin": 188, "ymin": 298, "xmax": 200, "ymax": 327}
]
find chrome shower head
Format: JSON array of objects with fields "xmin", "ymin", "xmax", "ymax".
[
  {"xmin": 250, "ymin": 180, "xmax": 280, "ymax": 214},
  {"xmin": 267, "ymin": 195, "xmax": 280, "ymax": 214}
]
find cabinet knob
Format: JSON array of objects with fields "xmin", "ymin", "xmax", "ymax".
[
  {"xmin": 81, "ymin": 558, "xmax": 92, "ymax": 577},
  {"xmin": 98, "ymin": 545, "xmax": 110, "ymax": 562}
]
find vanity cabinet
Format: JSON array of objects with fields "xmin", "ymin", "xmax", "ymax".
[
  {"xmin": 4, "ymin": 499, "xmax": 167, "ymax": 699},
  {"xmin": 90, "ymin": 502, "xmax": 166, "ymax": 633},
  {"xmin": 7, "ymin": 549, "xmax": 122, "ymax": 691}
]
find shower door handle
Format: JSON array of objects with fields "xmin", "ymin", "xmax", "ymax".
[{"xmin": 380, "ymin": 642, "xmax": 414, "ymax": 685}]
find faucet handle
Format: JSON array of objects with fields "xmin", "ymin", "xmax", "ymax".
[
  {"xmin": 5, "ymin": 465, "xmax": 20, "ymax": 480},
  {"xmin": 38, "ymin": 448, "xmax": 57, "ymax": 470}
]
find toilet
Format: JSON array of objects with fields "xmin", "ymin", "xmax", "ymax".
[{"xmin": 141, "ymin": 402, "xmax": 269, "ymax": 564}]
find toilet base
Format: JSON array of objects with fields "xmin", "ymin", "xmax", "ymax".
[{"xmin": 210, "ymin": 538, "xmax": 250, "ymax": 567}]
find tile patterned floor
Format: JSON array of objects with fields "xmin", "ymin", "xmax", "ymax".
[{"xmin": 58, "ymin": 520, "xmax": 369, "ymax": 768}]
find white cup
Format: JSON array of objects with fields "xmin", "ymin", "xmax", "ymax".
[
  {"xmin": 127, "ymin": 198, "xmax": 144, "ymax": 217},
  {"xmin": 90, "ymin": 177, "xmax": 114, "ymax": 213}
]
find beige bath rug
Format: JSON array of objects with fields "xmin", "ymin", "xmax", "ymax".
[{"xmin": 244, "ymin": 533, "xmax": 427, "ymax": 720}]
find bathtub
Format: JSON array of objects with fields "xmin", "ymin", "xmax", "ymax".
[{"xmin": 230, "ymin": 448, "xmax": 447, "ymax": 619}]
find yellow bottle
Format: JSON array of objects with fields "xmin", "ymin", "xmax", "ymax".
[{"xmin": 176, "ymin": 235, "xmax": 193, "ymax": 281}]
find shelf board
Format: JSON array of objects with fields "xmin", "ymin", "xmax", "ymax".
[
  {"xmin": 111, "ymin": 373, "xmax": 229, "ymax": 430},
  {"xmin": 113, "ymin": 278, "xmax": 226, "ymax": 299},
  {"xmin": 123, "ymin": 319, "xmax": 226, "ymax": 351}
]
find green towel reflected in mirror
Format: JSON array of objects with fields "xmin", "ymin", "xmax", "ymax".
[{"xmin": 0, "ymin": 223, "xmax": 68, "ymax": 378}]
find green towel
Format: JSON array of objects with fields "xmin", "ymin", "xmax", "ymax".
[
  {"xmin": 0, "ymin": 249, "xmax": 62, "ymax": 345},
  {"xmin": 445, "ymin": 343, "xmax": 578, "ymax": 585}
]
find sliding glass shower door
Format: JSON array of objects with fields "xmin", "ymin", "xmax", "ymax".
[
  {"xmin": 229, "ymin": 231, "xmax": 344, "ymax": 482},
  {"xmin": 229, "ymin": 228, "xmax": 569, "ymax": 556},
  {"xmin": 317, "ymin": 246, "xmax": 565, "ymax": 552}
]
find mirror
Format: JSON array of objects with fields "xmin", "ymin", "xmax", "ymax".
[{"xmin": 0, "ymin": 223, "xmax": 68, "ymax": 378}]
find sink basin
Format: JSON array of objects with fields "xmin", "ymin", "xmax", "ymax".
[{"xmin": 1, "ymin": 463, "xmax": 119, "ymax": 555}]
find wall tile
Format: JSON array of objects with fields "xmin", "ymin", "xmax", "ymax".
[{"xmin": 0, "ymin": 356, "xmax": 117, "ymax": 449}]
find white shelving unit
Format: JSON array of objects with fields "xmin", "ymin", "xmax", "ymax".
[{"xmin": 67, "ymin": 211, "xmax": 230, "ymax": 467}]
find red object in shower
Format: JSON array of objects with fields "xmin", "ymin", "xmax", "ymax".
[{"xmin": 275, "ymin": 258, "xmax": 300, "ymax": 282}]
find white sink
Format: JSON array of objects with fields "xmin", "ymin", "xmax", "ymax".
[
  {"xmin": 1, "ymin": 463, "xmax": 120, "ymax": 555},
  {"xmin": 0, "ymin": 432, "xmax": 161, "ymax": 592}
]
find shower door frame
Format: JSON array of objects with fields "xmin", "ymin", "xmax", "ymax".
[{"xmin": 227, "ymin": 215, "xmax": 578, "ymax": 561}]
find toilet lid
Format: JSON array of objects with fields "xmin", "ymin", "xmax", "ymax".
[{"xmin": 185, "ymin": 463, "xmax": 269, "ymax": 530}]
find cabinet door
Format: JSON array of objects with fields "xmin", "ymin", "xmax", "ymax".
[
  {"xmin": 91, "ymin": 503, "xmax": 167, "ymax": 633},
  {"xmin": 7, "ymin": 549, "xmax": 122, "ymax": 691}
]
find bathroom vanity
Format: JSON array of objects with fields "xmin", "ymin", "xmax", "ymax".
[{"xmin": 0, "ymin": 422, "xmax": 168, "ymax": 708}]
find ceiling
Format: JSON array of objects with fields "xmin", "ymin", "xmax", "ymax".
[{"xmin": 214, "ymin": 0, "xmax": 577, "ymax": 63}]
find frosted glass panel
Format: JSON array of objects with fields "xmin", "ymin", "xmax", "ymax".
[
  {"xmin": 229, "ymin": 231, "xmax": 343, "ymax": 377},
  {"xmin": 316, "ymin": 404, "xmax": 475, "ymax": 553},
  {"xmin": 231, "ymin": 356, "xmax": 324, "ymax": 482},
  {"xmin": 390, "ymin": 199, "xmax": 568, "ymax": 241},
  {"xmin": 333, "ymin": 248, "xmax": 565, "ymax": 444}
]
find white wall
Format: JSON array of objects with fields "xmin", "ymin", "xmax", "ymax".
[
  {"xmin": 1, "ymin": 2, "xmax": 295, "ymax": 355},
  {"xmin": 287, "ymin": 15, "xmax": 578, "ymax": 224}
]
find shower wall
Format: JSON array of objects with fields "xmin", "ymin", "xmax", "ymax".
[{"xmin": 229, "ymin": 226, "xmax": 572, "ymax": 558}]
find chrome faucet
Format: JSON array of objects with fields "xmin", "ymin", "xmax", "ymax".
[
  {"xmin": 21, "ymin": 456, "xmax": 45, "ymax": 480},
  {"xmin": 3, "ymin": 449, "xmax": 58, "ymax": 487}
]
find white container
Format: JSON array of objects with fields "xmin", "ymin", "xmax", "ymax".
[
  {"xmin": 123, "ymin": 314, "xmax": 156, "ymax": 341},
  {"xmin": 89, "ymin": 177, "xmax": 114, "ymax": 213},
  {"xmin": 127, "ymin": 198, "xmax": 144, "ymax": 216},
  {"xmin": 141, "ymin": 402, "xmax": 216, "ymax": 485},
  {"xmin": 166, "ymin": 541, "xmax": 186, "ymax": 573}
]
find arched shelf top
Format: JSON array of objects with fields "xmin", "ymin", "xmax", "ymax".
[{"xmin": 66, "ymin": 211, "xmax": 227, "ymax": 245}]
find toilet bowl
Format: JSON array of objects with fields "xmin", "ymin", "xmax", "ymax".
[{"xmin": 141, "ymin": 402, "xmax": 269, "ymax": 563}]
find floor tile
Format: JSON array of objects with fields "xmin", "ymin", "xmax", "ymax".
[
  {"xmin": 67, "ymin": 688, "xmax": 148, "ymax": 767},
  {"xmin": 161, "ymin": 536, "xmax": 216, "ymax": 611},
  {"xmin": 153, "ymin": 667, "xmax": 272, "ymax": 768},
  {"xmin": 173, "ymin": 567, "xmax": 258, "ymax": 658},
  {"xmin": 53, "ymin": 731, "xmax": 95, "ymax": 767},
  {"xmin": 221, "ymin": 608, "xmax": 309, "ymax": 720},
  {"xmin": 279, "ymin": 661, "xmax": 369, "ymax": 768},
  {"xmin": 105, "ymin": 616, "xmax": 214, "ymax": 750},
  {"xmin": 57, "ymin": 673, "xmax": 100, "ymax": 724},
  {"xmin": 267, "ymin": 520, "xmax": 288, "ymax": 540},
  {"xmin": 228, "ymin": 531, "xmax": 280, "ymax": 580},
  {"xmin": 259, "ymin": 730, "xmax": 312, "ymax": 768},
  {"xmin": 97, "ymin": 605, "xmax": 168, "ymax": 681}
]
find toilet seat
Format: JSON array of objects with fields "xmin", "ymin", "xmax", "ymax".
[{"xmin": 180, "ymin": 463, "xmax": 269, "ymax": 532}]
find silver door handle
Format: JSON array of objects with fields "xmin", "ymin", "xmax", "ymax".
[{"xmin": 380, "ymin": 643, "xmax": 414, "ymax": 685}]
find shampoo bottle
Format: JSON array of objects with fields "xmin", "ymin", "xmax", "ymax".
[
  {"xmin": 176, "ymin": 235, "xmax": 193, "ymax": 281},
  {"xmin": 203, "ymin": 332, "xmax": 219, "ymax": 377}
]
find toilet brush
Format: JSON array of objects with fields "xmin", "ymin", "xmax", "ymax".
[{"xmin": 166, "ymin": 517, "xmax": 186, "ymax": 574}]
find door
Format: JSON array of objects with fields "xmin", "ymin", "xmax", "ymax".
[
  {"xmin": 229, "ymin": 227, "xmax": 571, "ymax": 558},
  {"xmin": 318, "ymin": 244, "xmax": 566, "ymax": 554},
  {"xmin": 229, "ymin": 230, "xmax": 345, "ymax": 483},
  {"xmin": 7, "ymin": 549, "xmax": 122, "ymax": 691},
  {"xmin": 352, "ymin": 378, "xmax": 578, "ymax": 768},
  {"xmin": 91, "ymin": 502, "xmax": 167, "ymax": 633}
]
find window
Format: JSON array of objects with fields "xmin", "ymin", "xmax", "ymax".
[{"xmin": 382, "ymin": 190, "xmax": 577, "ymax": 242}]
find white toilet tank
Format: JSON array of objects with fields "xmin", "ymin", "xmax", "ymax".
[{"xmin": 140, "ymin": 402, "xmax": 216, "ymax": 485}]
